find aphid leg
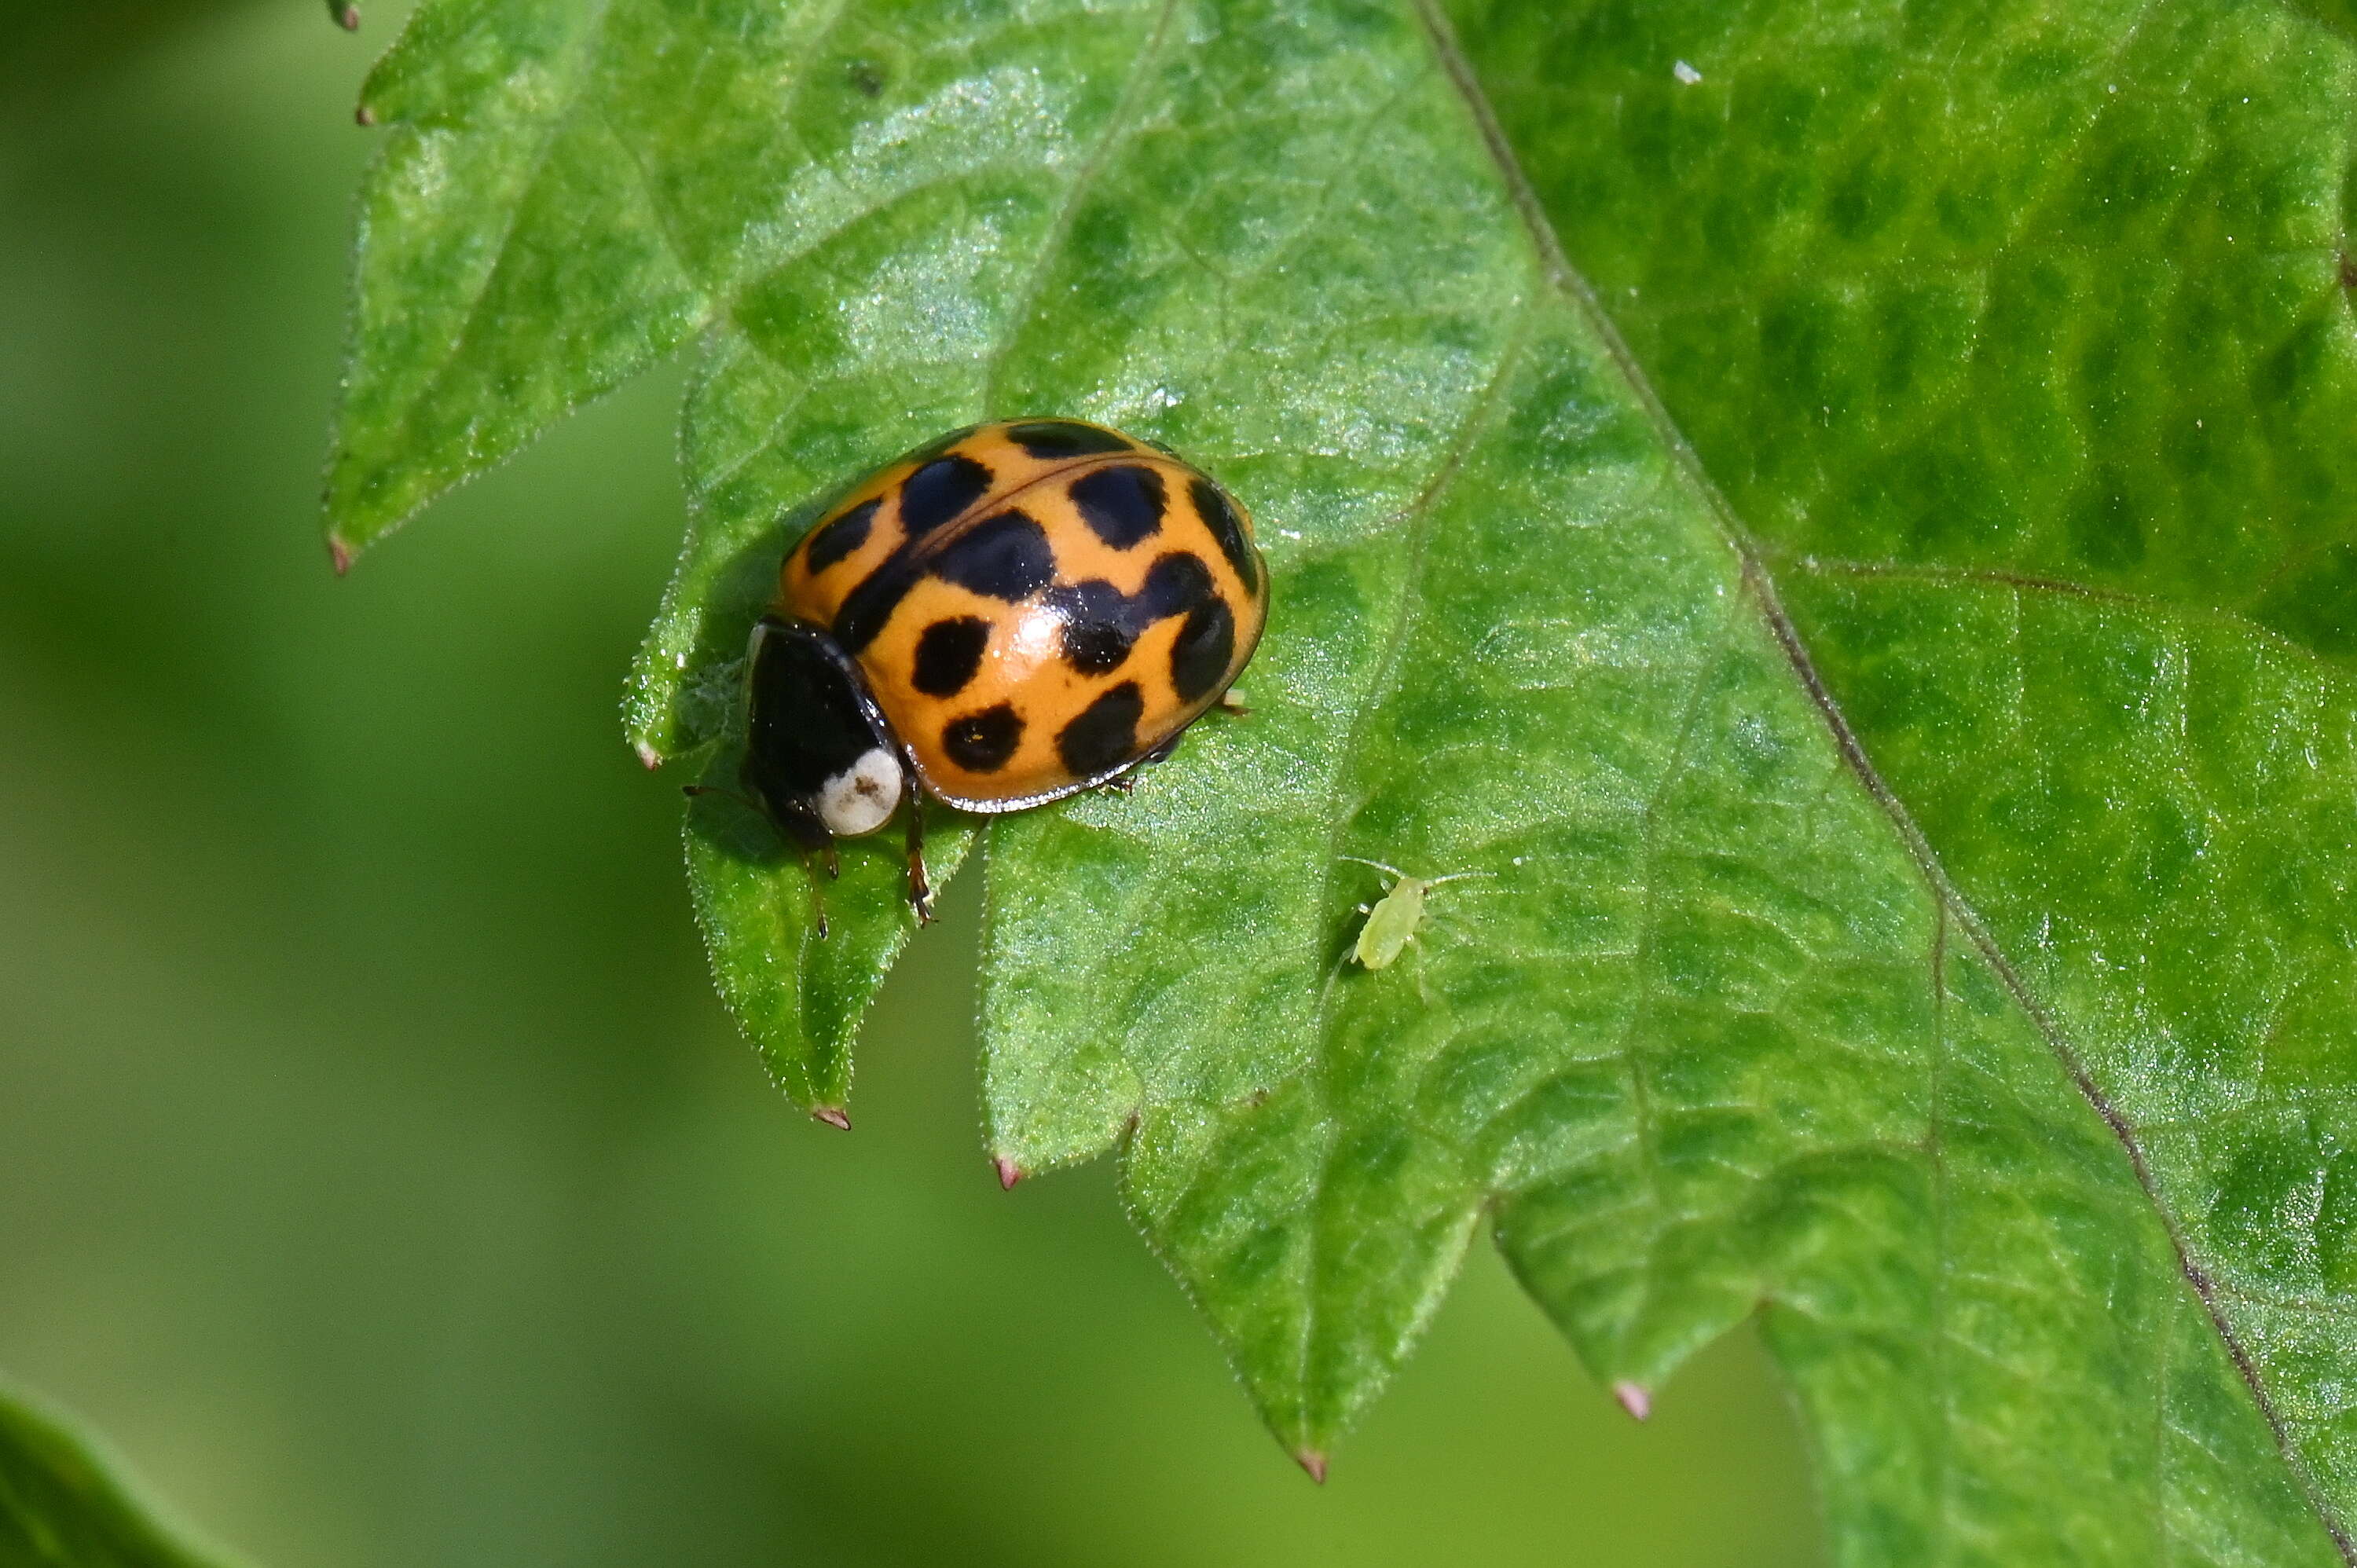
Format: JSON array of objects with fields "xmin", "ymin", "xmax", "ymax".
[
  {"xmin": 797, "ymin": 851, "xmax": 831, "ymax": 940},
  {"xmin": 904, "ymin": 803, "xmax": 936, "ymax": 925}
]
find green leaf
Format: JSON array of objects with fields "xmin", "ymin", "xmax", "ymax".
[
  {"xmin": 1449, "ymin": 0, "xmax": 2357, "ymax": 1542},
  {"xmin": 0, "ymin": 1383, "xmax": 242, "ymax": 1568},
  {"xmin": 330, "ymin": 0, "xmax": 2357, "ymax": 1559}
]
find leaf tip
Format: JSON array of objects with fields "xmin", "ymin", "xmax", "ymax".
[
  {"xmin": 326, "ymin": 536, "xmax": 354, "ymax": 576},
  {"xmin": 634, "ymin": 741, "xmax": 663, "ymax": 771},
  {"xmin": 1294, "ymin": 1449, "xmax": 1328, "ymax": 1485},
  {"xmin": 330, "ymin": 2, "xmax": 360, "ymax": 30},
  {"xmin": 993, "ymin": 1156, "xmax": 1023, "ymax": 1191},
  {"xmin": 355, "ymin": 102, "xmax": 378, "ymax": 128},
  {"xmin": 1611, "ymin": 1381, "xmax": 1651, "ymax": 1422},
  {"xmin": 811, "ymin": 1107, "xmax": 851, "ymax": 1131}
]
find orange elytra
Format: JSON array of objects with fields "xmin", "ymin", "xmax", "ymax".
[{"xmin": 728, "ymin": 418, "xmax": 1268, "ymax": 925}]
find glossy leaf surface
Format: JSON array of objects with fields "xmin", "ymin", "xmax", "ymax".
[{"xmin": 328, "ymin": 0, "xmax": 2357, "ymax": 1559}]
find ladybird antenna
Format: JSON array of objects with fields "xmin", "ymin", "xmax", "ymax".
[
  {"xmin": 683, "ymin": 782, "xmax": 763, "ymax": 813},
  {"xmin": 1339, "ymin": 854, "xmax": 1408, "ymax": 881}
]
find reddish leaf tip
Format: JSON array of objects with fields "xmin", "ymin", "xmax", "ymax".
[
  {"xmin": 634, "ymin": 742, "xmax": 663, "ymax": 771},
  {"xmin": 1612, "ymin": 1381, "xmax": 1651, "ymax": 1422},
  {"xmin": 1295, "ymin": 1449, "xmax": 1328, "ymax": 1485},
  {"xmin": 332, "ymin": 3, "xmax": 361, "ymax": 30},
  {"xmin": 994, "ymin": 1156, "xmax": 1023, "ymax": 1190},
  {"xmin": 354, "ymin": 103, "xmax": 377, "ymax": 127},
  {"xmin": 812, "ymin": 1107, "xmax": 851, "ymax": 1131},
  {"xmin": 327, "ymin": 537, "xmax": 354, "ymax": 576}
]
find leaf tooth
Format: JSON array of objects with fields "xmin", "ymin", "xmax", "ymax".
[
  {"xmin": 811, "ymin": 1107, "xmax": 851, "ymax": 1132},
  {"xmin": 1611, "ymin": 1381, "xmax": 1651, "ymax": 1422},
  {"xmin": 1293, "ymin": 1449, "xmax": 1328, "ymax": 1486},
  {"xmin": 993, "ymin": 1156, "xmax": 1024, "ymax": 1191}
]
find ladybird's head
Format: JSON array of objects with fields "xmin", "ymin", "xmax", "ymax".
[{"xmin": 742, "ymin": 617, "xmax": 906, "ymax": 845}]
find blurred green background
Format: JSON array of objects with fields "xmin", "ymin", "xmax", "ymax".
[{"xmin": 0, "ymin": 6, "xmax": 1824, "ymax": 1564}]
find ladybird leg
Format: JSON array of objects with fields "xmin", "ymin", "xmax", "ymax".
[
  {"xmin": 798, "ymin": 852, "xmax": 831, "ymax": 940},
  {"xmin": 904, "ymin": 802, "xmax": 936, "ymax": 925},
  {"xmin": 1098, "ymin": 732, "xmax": 1181, "ymax": 795},
  {"xmin": 822, "ymin": 843, "xmax": 841, "ymax": 881},
  {"xmin": 1218, "ymin": 690, "xmax": 1252, "ymax": 716}
]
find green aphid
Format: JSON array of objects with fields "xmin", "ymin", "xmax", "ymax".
[{"xmin": 1340, "ymin": 857, "xmax": 1493, "ymax": 969}]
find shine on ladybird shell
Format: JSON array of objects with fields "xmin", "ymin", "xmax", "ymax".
[{"xmin": 774, "ymin": 419, "xmax": 1268, "ymax": 811}]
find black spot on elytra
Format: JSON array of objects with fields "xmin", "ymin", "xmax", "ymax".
[
  {"xmin": 943, "ymin": 703, "xmax": 1024, "ymax": 773},
  {"xmin": 804, "ymin": 498, "xmax": 878, "ymax": 573},
  {"xmin": 1169, "ymin": 596, "xmax": 1236, "ymax": 702},
  {"xmin": 900, "ymin": 454, "xmax": 992, "ymax": 538},
  {"xmin": 1049, "ymin": 581, "xmax": 1137, "ymax": 674},
  {"xmin": 1069, "ymin": 464, "xmax": 1166, "ymax": 549},
  {"xmin": 1141, "ymin": 551, "xmax": 1215, "ymax": 617},
  {"xmin": 912, "ymin": 616, "xmax": 992, "ymax": 697},
  {"xmin": 1057, "ymin": 682, "xmax": 1144, "ymax": 779},
  {"xmin": 1189, "ymin": 476, "xmax": 1258, "ymax": 594},
  {"xmin": 1006, "ymin": 419, "xmax": 1134, "ymax": 459},
  {"xmin": 839, "ymin": 554, "xmax": 919, "ymax": 650},
  {"xmin": 929, "ymin": 509, "xmax": 1056, "ymax": 601},
  {"xmin": 832, "ymin": 555, "xmax": 922, "ymax": 654},
  {"xmin": 1042, "ymin": 552, "xmax": 1216, "ymax": 677}
]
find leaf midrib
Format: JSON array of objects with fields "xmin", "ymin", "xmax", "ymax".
[
  {"xmin": 1406, "ymin": 0, "xmax": 2355, "ymax": 1555},
  {"xmin": 1776, "ymin": 551, "xmax": 2357, "ymax": 688}
]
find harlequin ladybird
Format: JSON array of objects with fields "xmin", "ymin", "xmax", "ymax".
[
  {"xmin": 1341, "ymin": 857, "xmax": 1493, "ymax": 969},
  {"xmin": 733, "ymin": 418, "xmax": 1268, "ymax": 925}
]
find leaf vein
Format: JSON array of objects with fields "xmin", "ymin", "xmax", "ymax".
[{"xmin": 1411, "ymin": 0, "xmax": 2356, "ymax": 1555}]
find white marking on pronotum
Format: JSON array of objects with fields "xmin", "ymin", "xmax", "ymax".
[{"xmin": 818, "ymin": 748, "xmax": 903, "ymax": 836}]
